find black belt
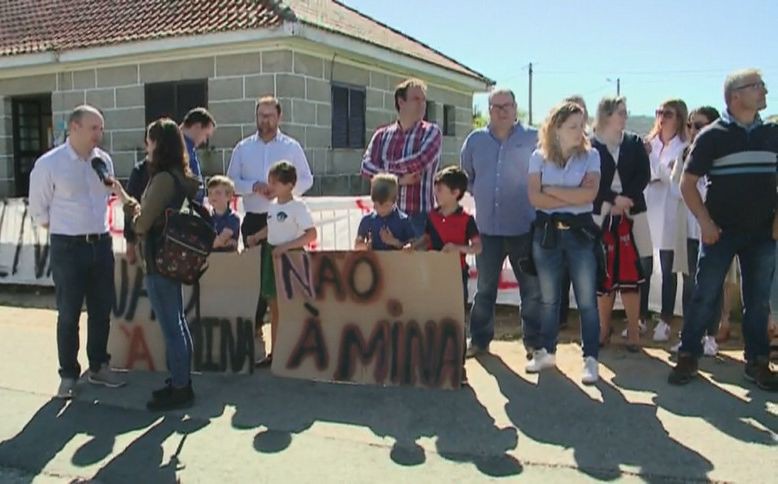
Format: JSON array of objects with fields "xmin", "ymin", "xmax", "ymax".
[{"xmin": 52, "ymin": 233, "xmax": 111, "ymax": 243}]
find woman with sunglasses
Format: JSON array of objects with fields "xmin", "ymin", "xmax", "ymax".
[
  {"xmin": 644, "ymin": 99, "xmax": 689, "ymax": 342},
  {"xmin": 669, "ymin": 106, "xmax": 731, "ymax": 355},
  {"xmin": 591, "ymin": 96, "xmax": 653, "ymax": 350}
]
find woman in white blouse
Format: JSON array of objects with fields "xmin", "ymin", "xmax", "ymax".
[{"xmin": 644, "ymin": 99, "xmax": 689, "ymax": 342}]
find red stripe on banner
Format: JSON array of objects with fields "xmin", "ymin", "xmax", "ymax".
[
  {"xmin": 107, "ymin": 195, "xmax": 123, "ymax": 235},
  {"xmin": 467, "ymin": 268, "xmax": 519, "ymax": 289}
]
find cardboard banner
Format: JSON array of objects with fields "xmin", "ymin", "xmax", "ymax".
[
  {"xmin": 271, "ymin": 251, "xmax": 465, "ymax": 389},
  {"xmin": 107, "ymin": 248, "xmax": 262, "ymax": 374}
]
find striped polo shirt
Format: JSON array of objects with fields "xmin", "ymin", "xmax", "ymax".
[{"xmin": 685, "ymin": 111, "xmax": 778, "ymax": 233}]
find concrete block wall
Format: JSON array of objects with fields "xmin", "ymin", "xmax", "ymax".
[
  {"xmin": 0, "ymin": 98, "xmax": 12, "ymax": 197},
  {"xmin": 0, "ymin": 48, "xmax": 475, "ymax": 197}
]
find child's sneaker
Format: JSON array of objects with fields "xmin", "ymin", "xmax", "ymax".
[{"xmin": 255, "ymin": 331, "xmax": 267, "ymax": 365}]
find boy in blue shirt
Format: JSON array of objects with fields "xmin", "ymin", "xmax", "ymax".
[
  {"xmin": 207, "ymin": 176, "xmax": 240, "ymax": 252},
  {"xmin": 355, "ymin": 173, "xmax": 415, "ymax": 251}
]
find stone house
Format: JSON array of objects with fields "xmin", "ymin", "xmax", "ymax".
[{"xmin": 0, "ymin": 0, "xmax": 492, "ymax": 197}]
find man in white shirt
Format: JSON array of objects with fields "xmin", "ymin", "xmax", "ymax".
[
  {"xmin": 29, "ymin": 105, "xmax": 126, "ymax": 399},
  {"xmin": 226, "ymin": 95, "xmax": 313, "ymax": 363}
]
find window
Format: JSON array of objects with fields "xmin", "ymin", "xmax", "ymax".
[
  {"xmin": 331, "ymin": 84, "xmax": 365, "ymax": 149},
  {"xmin": 145, "ymin": 80, "xmax": 208, "ymax": 125},
  {"xmin": 443, "ymin": 104, "xmax": 456, "ymax": 136},
  {"xmin": 424, "ymin": 100, "xmax": 436, "ymax": 123},
  {"xmin": 12, "ymin": 94, "xmax": 52, "ymax": 197}
]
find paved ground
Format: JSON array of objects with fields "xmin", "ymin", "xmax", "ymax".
[{"xmin": 0, "ymin": 293, "xmax": 776, "ymax": 483}]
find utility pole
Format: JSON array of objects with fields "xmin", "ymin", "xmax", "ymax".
[
  {"xmin": 528, "ymin": 62, "xmax": 533, "ymax": 125},
  {"xmin": 617, "ymin": 77, "xmax": 621, "ymax": 96}
]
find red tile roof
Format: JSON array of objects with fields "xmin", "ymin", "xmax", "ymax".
[
  {"xmin": 287, "ymin": 0, "xmax": 490, "ymax": 83},
  {"xmin": 0, "ymin": 0, "xmax": 285, "ymax": 56},
  {"xmin": 0, "ymin": 0, "xmax": 489, "ymax": 83}
]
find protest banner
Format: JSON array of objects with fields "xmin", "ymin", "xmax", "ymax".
[
  {"xmin": 107, "ymin": 247, "xmax": 262, "ymax": 374},
  {"xmin": 271, "ymin": 250, "xmax": 465, "ymax": 389}
]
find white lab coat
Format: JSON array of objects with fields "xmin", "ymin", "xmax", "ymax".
[{"xmin": 645, "ymin": 135, "xmax": 688, "ymax": 251}]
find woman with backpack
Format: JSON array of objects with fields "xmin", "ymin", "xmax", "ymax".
[{"xmin": 110, "ymin": 118, "xmax": 201, "ymax": 411}]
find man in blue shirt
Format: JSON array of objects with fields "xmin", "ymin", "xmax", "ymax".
[
  {"xmin": 460, "ymin": 88, "xmax": 542, "ymax": 358},
  {"xmin": 180, "ymin": 107, "xmax": 216, "ymax": 202}
]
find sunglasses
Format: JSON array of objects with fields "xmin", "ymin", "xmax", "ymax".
[
  {"xmin": 687, "ymin": 121, "xmax": 707, "ymax": 130},
  {"xmin": 734, "ymin": 81, "xmax": 766, "ymax": 91},
  {"xmin": 655, "ymin": 109, "xmax": 676, "ymax": 119}
]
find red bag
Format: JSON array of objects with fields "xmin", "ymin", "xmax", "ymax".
[{"xmin": 599, "ymin": 215, "xmax": 645, "ymax": 294}]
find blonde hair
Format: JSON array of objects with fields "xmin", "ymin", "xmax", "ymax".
[
  {"xmin": 207, "ymin": 175, "xmax": 235, "ymax": 196},
  {"xmin": 371, "ymin": 173, "xmax": 398, "ymax": 204},
  {"xmin": 648, "ymin": 98, "xmax": 688, "ymax": 142},
  {"xmin": 538, "ymin": 102, "xmax": 591, "ymax": 167},
  {"xmin": 594, "ymin": 96, "xmax": 626, "ymax": 134},
  {"xmin": 724, "ymin": 68, "xmax": 762, "ymax": 104}
]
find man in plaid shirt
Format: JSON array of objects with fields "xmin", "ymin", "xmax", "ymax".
[{"xmin": 361, "ymin": 78, "xmax": 442, "ymax": 236}]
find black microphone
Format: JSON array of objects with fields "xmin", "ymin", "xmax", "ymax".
[{"xmin": 91, "ymin": 157, "xmax": 113, "ymax": 186}]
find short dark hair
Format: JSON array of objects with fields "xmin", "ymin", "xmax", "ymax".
[
  {"xmin": 256, "ymin": 96, "xmax": 282, "ymax": 116},
  {"xmin": 434, "ymin": 166, "xmax": 468, "ymax": 200},
  {"xmin": 182, "ymin": 107, "xmax": 216, "ymax": 128},
  {"xmin": 394, "ymin": 78, "xmax": 427, "ymax": 111},
  {"xmin": 690, "ymin": 106, "xmax": 720, "ymax": 124},
  {"xmin": 370, "ymin": 173, "xmax": 398, "ymax": 204},
  {"xmin": 268, "ymin": 160, "xmax": 297, "ymax": 186}
]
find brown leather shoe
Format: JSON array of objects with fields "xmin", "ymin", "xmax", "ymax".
[{"xmin": 744, "ymin": 357, "xmax": 778, "ymax": 392}]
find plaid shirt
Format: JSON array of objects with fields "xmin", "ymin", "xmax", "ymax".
[{"xmin": 360, "ymin": 120, "xmax": 442, "ymax": 215}]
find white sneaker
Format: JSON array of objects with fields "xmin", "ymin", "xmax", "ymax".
[
  {"xmin": 702, "ymin": 335, "xmax": 719, "ymax": 357},
  {"xmin": 56, "ymin": 378, "xmax": 77, "ymax": 399},
  {"xmin": 525, "ymin": 349, "xmax": 556, "ymax": 373},
  {"xmin": 653, "ymin": 320, "xmax": 672, "ymax": 342},
  {"xmin": 255, "ymin": 331, "xmax": 268, "ymax": 364},
  {"xmin": 582, "ymin": 357, "xmax": 599, "ymax": 384},
  {"xmin": 621, "ymin": 320, "xmax": 648, "ymax": 338}
]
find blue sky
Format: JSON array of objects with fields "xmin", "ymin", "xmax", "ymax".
[{"xmin": 342, "ymin": 0, "xmax": 778, "ymax": 121}]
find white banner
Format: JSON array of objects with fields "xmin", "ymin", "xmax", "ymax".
[{"xmin": 0, "ymin": 195, "xmax": 682, "ymax": 312}]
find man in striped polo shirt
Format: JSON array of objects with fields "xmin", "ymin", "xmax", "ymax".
[
  {"xmin": 361, "ymin": 78, "xmax": 442, "ymax": 237},
  {"xmin": 670, "ymin": 69, "xmax": 778, "ymax": 391}
]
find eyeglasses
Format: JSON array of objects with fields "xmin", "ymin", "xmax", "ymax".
[
  {"xmin": 655, "ymin": 109, "xmax": 675, "ymax": 119},
  {"xmin": 733, "ymin": 81, "xmax": 767, "ymax": 91},
  {"xmin": 687, "ymin": 121, "xmax": 706, "ymax": 130},
  {"xmin": 490, "ymin": 102, "xmax": 516, "ymax": 112}
]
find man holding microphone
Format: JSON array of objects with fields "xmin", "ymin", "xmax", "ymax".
[{"xmin": 29, "ymin": 104, "xmax": 126, "ymax": 399}]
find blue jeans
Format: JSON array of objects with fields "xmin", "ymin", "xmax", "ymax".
[
  {"xmin": 469, "ymin": 233, "xmax": 541, "ymax": 349},
  {"xmin": 683, "ymin": 239, "xmax": 723, "ymax": 335},
  {"xmin": 145, "ymin": 273, "xmax": 193, "ymax": 388},
  {"xmin": 681, "ymin": 230, "xmax": 774, "ymax": 361},
  {"xmin": 639, "ymin": 251, "xmax": 677, "ymax": 319},
  {"xmin": 408, "ymin": 212, "xmax": 428, "ymax": 239},
  {"xmin": 50, "ymin": 235, "xmax": 115, "ymax": 379},
  {"xmin": 532, "ymin": 230, "xmax": 600, "ymax": 358}
]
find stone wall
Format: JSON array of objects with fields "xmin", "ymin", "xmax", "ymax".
[{"xmin": 0, "ymin": 48, "xmax": 474, "ymax": 197}]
